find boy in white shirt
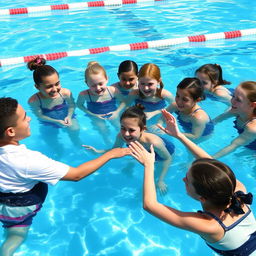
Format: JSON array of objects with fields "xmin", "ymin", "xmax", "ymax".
[{"xmin": 0, "ymin": 97, "xmax": 130, "ymax": 256}]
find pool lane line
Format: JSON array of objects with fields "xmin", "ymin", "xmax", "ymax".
[
  {"xmin": 1, "ymin": 28, "xmax": 256, "ymax": 67},
  {"xmin": 0, "ymin": 0, "xmax": 167, "ymax": 16}
]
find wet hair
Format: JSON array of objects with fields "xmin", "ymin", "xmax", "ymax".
[
  {"xmin": 177, "ymin": 77, "xmax": 205, "ymax": 101},
  {"xmin": 27, "ymin": 57, "xmax": 59, "ymax": 86},
  {"xmin": 120, "ymin": 104, "xmax": 146, "ymax": 131},
  {"xmin": 0, "ymin": 97, "xmax": 18, "ymax": 139},
  {"xmin": 195, "ymin": 64, "xmax": 231, "ymax": 88},
  {"xmin": 85, "ymin": 61, "xmax": 107, "ymax": 82},
  {"xmin": 118, "ymin": 60, "xmax": 138, "ymax": 75},
  {"xmin": 138, "ymin": 63, "xmax": 164, "ymax": 99},
  {"xmin": 190, "ymin": 158, "xmax": 236, "ymax": 210},
  {"xmin": 240, "ymin": 81, "xmax": 256, "ymax": 115}
]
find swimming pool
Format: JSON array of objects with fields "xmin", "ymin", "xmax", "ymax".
[{"xmin": 0, "ymin": 0, "xmax": 256, "ymax": 255}]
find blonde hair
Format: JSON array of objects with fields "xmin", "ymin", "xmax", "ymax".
[
  {"xmin": 85, "ymin": 61, "xmax": 107, "ymax": 82},
  {"xmin": 138, "ymin": 63, "xmax": 164, "ymax": 98}
]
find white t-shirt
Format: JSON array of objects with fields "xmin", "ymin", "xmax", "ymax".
[{"xmin": 0, "ymin": 144, "xmax": 70, "ymax": 193}]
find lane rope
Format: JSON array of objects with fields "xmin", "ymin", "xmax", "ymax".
[
  {"xmin": 1, "ymin": 28, "xmax": 256, "ymax": 67},
  {"xmin": 0, "ymin": 0, "xmax": 166, "ymax": 16}
]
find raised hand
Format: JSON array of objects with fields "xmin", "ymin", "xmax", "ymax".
[{"xmin": 157, "ymin": 109, "xmax": 181, "ymax": 138}]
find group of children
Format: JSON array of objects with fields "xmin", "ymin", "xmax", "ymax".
[
  {"xmin": 28, "ymin": 57, "xmax": 256, "ymax": 164},
  {"xmin": 0, "ymin": 57, "xmax": 255, "ymax": 255}
]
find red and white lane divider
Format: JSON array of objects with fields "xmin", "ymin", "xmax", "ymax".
[
  {"xmin": 0, "ymin": 0, "xmax": 165, "ymax": 16},
  {"xmin": 1, "ymin": 28, "xmax": 256, "ymax": 67}
]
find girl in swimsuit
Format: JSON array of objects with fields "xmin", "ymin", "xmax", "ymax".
[
  {"xmin": 28, "ymin": 57, "xmax": 81, "ymax": 157},
  {"xmin": 163, "ymin": 77, "xmax": 213, "ymax": 140},
  {"xmin": 196, "ymin": 64, "xmax": 232, "ymax": 105},
  {"xmin": 83, "ymin": 105, "xmax": 174, "ymax": 194},
  {"xmin": 77, "ymin": 61, "xmax": 126, "ymax": 145},
  {"xmin": 129, "ymin": 109, "xmax": 256, "ymax": 256},
  {"xmin": 110, "ymin": 60, "xmax": 139, "ymax": 96},
  {"xmin": 213, "ymin": 81, "xmax": 256, "ymax": 158},
  {"xmin": 127, "ymin": 63, "xmax": 174, "ymax": 124}
]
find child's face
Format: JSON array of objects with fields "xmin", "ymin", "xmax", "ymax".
[
  {"xmin": 118, "ymin": 71, "xmax": 138, "ymax": 89},
  {"xmin": 138, "ymin": 77, "xmax": 159, "ymax": 97},
  {"xmin": 11, "ymin": 104, "xmax": 31, "ymax": 141},
  {"xmin": 183, "ymin": 169, "xmax": 200, "ymax": 200},
  {"xmin": 175, "ymin": 88, "xmax": 196, "ymax": 112},
  {"xmin": 37, "ymin": 73, "xmax": 61, "ymax": 98},
  {"xmin": 86, "ymin": 73, "xmax": 108, "ymax": 96},
  {"xmin": 120, "ymin": 117, "xmax": 144, "ymax": 144},
  {"xmin": 196, "ymin": 72, "xmax": 213, "ymax": 91},
  {"xmin": 231, "ymin": 86, "xmax": 253, "ymax": 114}
]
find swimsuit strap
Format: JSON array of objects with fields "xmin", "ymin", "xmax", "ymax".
[
  {"xmin": 87, "ymin": 90, "xmax": 93, "ymax": 102},
  {"xmin": 36, "ymin": 93, "xmax": 43, "ymax": 108},
  {"xmin": 198, "ymin": 210, "xmax": 227, "ymax": 231},
  {"xmin": 106, "ymin": 87, "xmax": 114, "ymax": 99},
  {"xmin": 242, "ymin": 117, "xmax": 256, "ymax": 128},
  {"xmin": 191, "ymin": 108, "xmax": 202, "ymax": 115},
  {"xmin": 198, "ymin": 206, "xmax": 251, "ymax": 232},
  {"xmin": 36, "ymin": 92, "xmax": 64, "ymax": 107},
  {"xmin": 59, "ymin": 92, "xmax": 65, "ymax": 100}
]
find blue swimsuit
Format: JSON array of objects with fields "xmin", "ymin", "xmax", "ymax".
[
  {"xmin": 176, "ymin": 108, "xmax": 214, "ymax": 136},
  {"xmin": 135, "ymin": 98, "xmax": 167, "ymax": 112},
  {"xmin": 37, "ymin": 93, "xmax": 73, "ymax": 128},
  {"xmin": 233, "ymin": 118, "xmax": 256, "ymax": 150},
  {"xmin": 198, "ymin": 206, "xmax": 256, "ymax": 255},
  {"xmin": 87, "ymin": 88, "xmax": 117, "ymax": 117},
  {"xmin": 154, "ymin": 137, "xmax": 175, "ymax": 161}
]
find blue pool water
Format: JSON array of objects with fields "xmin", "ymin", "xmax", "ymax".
[{"xmin": 0, "ymin": 0, "xmax": 256, "ymax": 255}]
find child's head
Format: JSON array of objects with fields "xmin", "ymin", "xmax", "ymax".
[
  {"xmin": 175, "ymin": 78, "xmax": 205, "ymax": 111},
  {"xmin": 186, "ymin": 158, "xmax": 237, "ymax": 211},
  {"xmin": 120, "ymin": 104, "xmax": 146, "ymax": 144},
  {"xmin": 117, "ymin": 60, "xmax": 138, "ymax": 89},
  {"xmin": 138, "ymin": 63, "xmax": 164, "ymax": 98},
  {"xmin": 232, "ymin": 81, "xmax": 256, "ymax": 115},
  {"xmin": 27, "ymin": 57, "xmax": 61, "ymax": 98},
  {"xmin": 195, "ymin": 64, "xmax": 230, "ymax": 90},
  {"xmin": 85, "ymin": 61, "xmax": 108, "ymax": 96},
  {"xmin": 0, "ymin": 97, "xmax": 31, "ymax": 140}
]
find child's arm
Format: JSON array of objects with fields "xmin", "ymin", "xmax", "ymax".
[
  {"xmin": 213, "ymin": 124, "xmax": 256, "ymax": 159},
  {"xmin": 129, "ymin": 141, "xmax": 214, "ymax": 234},
  {"xmin": 28, "ymin": 95, "xmax": 68, "ymax": 127},
  {"xmin": 83, "ymin": 133, "xmax": 124, "ymax": 154},
  {"xmin": 157, "ymin": 110, "xmax": 212, "ymax": 159},
  {"xmin": 62, "ymin": 147, "xmax": 131, "ymax": 181},
  {"xmin": 62, "ymin": 88, "xmax": 76, "ymax": 125},
  {"xmin": 213, "ymin": 108, "xmax": 234, "ymax": 123},
  {"xmin": 107, "ymin": 86, "xmax": 128, "ymax": 119},
  {"xmin": 76, "ymin": 92, "xmax": 106, "ymax": 119},
  {"xmin": 152, "ymin": 136, "xmax": 172, "ymax": 194}
]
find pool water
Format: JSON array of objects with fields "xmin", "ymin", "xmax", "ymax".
[{"xmin": 0, "ymin": 0, "xmax": 256, "ymax": 255}]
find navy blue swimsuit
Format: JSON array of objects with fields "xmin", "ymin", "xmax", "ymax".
[
  {"xmin": 135, "ymin": 98, "xmax": 167, "ymax": 112},
  {"xmin": 233, "ymin": 118, "xmax": 256, "ymax": 150},
  {"xmin": 176, "ymin": 108, "xmax": 214, "ymax": 136},
  {"xmin": 87, "ymin": 88, "xmax": 117, "ymax": 118},
  {"xmin": 37, "ymin": 93, "xmax": 74, "ymax": 128}
]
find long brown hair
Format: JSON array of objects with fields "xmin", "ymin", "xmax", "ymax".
[
  {"xmin": 190, "ymin": 158, "xmax": 236, "ymax": 210},
  {"xmin": 196, "ymin": 64, "xmax": 230, "ymax": 88}
]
